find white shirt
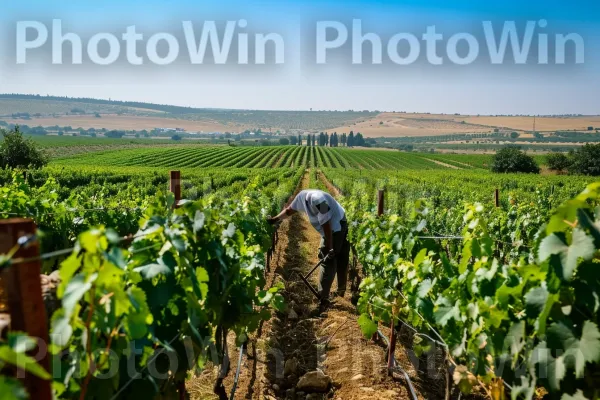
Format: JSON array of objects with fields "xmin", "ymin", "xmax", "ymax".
[{"xmin": 290, "ymin": 190, "xmax": 346, "ymax": 236}]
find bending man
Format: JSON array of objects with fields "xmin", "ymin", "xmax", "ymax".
[{"xmin": 269, "ymin": 189, "xmax": 350, "ymax": 313}]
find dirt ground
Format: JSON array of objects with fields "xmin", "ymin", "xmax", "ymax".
[{"xmin": 187, "ymin": 171, "xmax": 430, "ymax": 399}]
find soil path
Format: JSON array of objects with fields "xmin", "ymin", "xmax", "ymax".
[
  {"xmin": 420, "ymin": 157, "xmax": 462, "ymax": 170},
  {"xmin": 188, "ymin": 170, "xmax": 415, "ymax": 399}
]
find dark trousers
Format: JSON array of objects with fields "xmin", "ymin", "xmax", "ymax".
[{"xmin": 318, "ymin": 219, "xmax": 350, "ymax": 302}]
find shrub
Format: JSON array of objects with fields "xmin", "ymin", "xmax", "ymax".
[
  {"xmin": 279, "ymin": 138, "xmax": 290, "ymax": 145},
  {"xmin": 568, "ymin": 144, "xmax": 600, "ymax": 176},
  {"xmin": 510, "ymin": 131, "xmax": 520, "ymax": 139},
  {"xmin": 171, "ymin": 134, "xmax": 182, "ymax": 141},
  {"xmin": 491, "ymin": 147, "xmax": 540, "ymax": 174},
  {"xmin": 546, "ymin": 152, "xmax": 571, "ymax": 172},
  {"xmin": 0, "ymin": 127, "xmax": 48, "ymax": 169}
]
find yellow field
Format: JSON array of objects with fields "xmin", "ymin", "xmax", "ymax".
[
  {"xmin": 452, "ymin": 115, "xmax": 600, "ymax": 132},
  {"xmin": 6, "ymin": 112, "xmax": 600, "ymax": 138},
  {"xmin": 324, "ymin": 112, "xmax": 490, "ymax": 137}
]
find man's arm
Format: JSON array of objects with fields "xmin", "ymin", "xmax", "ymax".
[
  {"xmin": 322, "ymin": 221, "xmax": 333, "ymax": 252},
  {"xmin": 268, "ymin": 206, "xmax": 296, "ymax": 224}
]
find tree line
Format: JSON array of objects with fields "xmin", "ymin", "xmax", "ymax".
[{"xmin": 294, "ymin": 131, "xmax": 371, "ymax": 147}]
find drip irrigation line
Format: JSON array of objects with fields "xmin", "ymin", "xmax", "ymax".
[
  {"xmin": 397, "ymin": 292, "xmax": 447, "ymax": 347},
  {"xmin": 229, "ymin": 343, "xmax": 245, "ymax": 400},
  {"xmin": 377, "ymin": 330, "xmax": 419, "ymax": 400}
]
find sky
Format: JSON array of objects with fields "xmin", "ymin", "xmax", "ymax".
[{"xmin": 0, "ymin": 0, "xmax": 599, "ymax": 115}]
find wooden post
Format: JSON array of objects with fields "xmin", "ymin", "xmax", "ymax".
[
  {"xmin": 377, "ymin": 189, "xmax": 385, "ymax": 216},
  {"xmin": 170, "ymin": 171, "xmax": 181, "ymax": 208},
  {"xmin": 387, "ymin": 319, "xmax": 397, "ymax": 376},
  {"xmin": 494, "ymin": 188, "xmax": 500, "ymax": 208},
  {"xmin": 0, "ymin": 219, "xmax": 52, "ymax": 400}
]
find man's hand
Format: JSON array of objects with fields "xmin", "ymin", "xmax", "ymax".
[{"xmin": 324, "ymin": 248, "xmax": 336, "ymax": 262}]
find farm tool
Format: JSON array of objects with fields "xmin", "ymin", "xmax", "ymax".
[{"xmin": 296, "ymin": 258, "xmax": 326, "ymax": 300}]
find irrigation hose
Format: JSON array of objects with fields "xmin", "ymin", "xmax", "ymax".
[
  {"xmin": 377, "ymin": 330, "xmax": 419, "ymax": 400},
  {"xmin": 229, "ymin": 343, "xmax": 245, "ymax": 400}
]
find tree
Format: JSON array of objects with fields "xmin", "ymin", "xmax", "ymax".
[
  {"xmin": 510, "ymin": 132, "xmax": 520, "ymax": 139},
  {"xmin": 105, "ymin": 130, "xmax": 125, "ymax": 138},
  {"xmin": 568, "ymin": 144, "xmax": 600, "ymax": 176},
  {"xmin": 0, "ymin": 127, "xmax": 48, "ymax": 169},
  {"xmin": 298, "ymin": 135, "xmax": 302, "ymax": 146},
  {"xmin": 279, "ymin": 137, "xmax": 290, "ymax": 145},
  {"xmin": 491, "ymin": 147, "xmax": 539, "ymax": 174},
  {"xmin": 354, "ymin": 132, "xmax": 366, "ymax": 146},
  {"xmin": 172, "ymin": 134, "xmax": 182, "ymax": 141},
  {"xmin": 290, "ymin": 136, "xmax": 298, "ymax": 145},
  {"xmin": 546, "ymin": 152, "xmax": 571, "ymax": 172},
  {"xmin": 348, "ymin": 131, "xmax": 355, "ymax": 147}
]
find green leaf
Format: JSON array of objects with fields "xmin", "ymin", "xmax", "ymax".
[
  {"xmin": 547, "ymin": 321, "xmax": 600, "ymax": 379},
  {"xmin": 413, "ymin": 248, "xmax": 427, "ymax": 267},
  {"xmin": 524, "ymin": 286, "xmax": 549, "ymax": 319},
  {"xmin": 505, "ymin": 321, "xmax": 525, "ymax": 361},
  {"xmin": 134, "ymin": 261, "xmax": 172, "ymax": 279},
  {"xmin": 127, "ymin": 287, "xmax": 152, "ymax": 339},
  {"xmin": 562, "ymin": 390, "xmax": 590, "ymax": 400},
  {"xmin": 434, "ymin": 300, "xmax": 460, "ymax": 327},
  {"xmin": 7, "ymin": 332, "xmax": 36, "ymax": 353},
  {"xmin": 0, "ymin": 345, "xmax": 51, "ymax": 379},
  {"xmin": 222, "ymin": 223, "xmax": 236, "ymax": 239},
  {"xmin": 357, "ymin": 314, "xmax": 378, "ymax": 339},
  {"xmin": 539, "ymin": 230, "xmax": 595, "ymax": 280},
  {"xmin": 193, "ymin": 211, "xmax": 206, "ymax": 233},
  {"xmin": 62, "ymin": 273, "xmax": 96, "ymax": 317},
  {"xmin": 417, "ymin": 279, "xmax": 434, "ymax": 298},
  {"xmin": 50, "ymin": 309, "xmax": 73, "ymax": 348},
  {"xmin": 0, "ymin": 376, "xmax": 29, "ymax": 400}
]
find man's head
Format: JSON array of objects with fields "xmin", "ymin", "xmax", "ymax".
[{"xmin": 307, "ymin": 191, "xmax": 330, "ymax": 214}]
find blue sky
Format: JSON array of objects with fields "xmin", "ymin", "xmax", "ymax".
[{"xmin": 0, "ymin": 0, "xmax": 598, "ymax": 114}]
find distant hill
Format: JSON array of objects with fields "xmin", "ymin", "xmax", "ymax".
[{"xmin": 0, "ymin": 94, "xmax": 378, "ymax": 131}]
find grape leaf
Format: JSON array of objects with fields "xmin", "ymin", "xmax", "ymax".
[
  {"xmin": 547, "ymin": 321, "xmax": 600, "ymax": 379},
  {"xmin": 357, "ymin": 314, "xmax": 378, "ymax": 339},
  {"xmin": 62, "ymin": 273, "xmax": 96, "ymax": 316},
  {"xmin": 539, "ymin": 230, "xmax": 595, "ymax": 280},
  {"xmin": 434, "ymin": 300, "xmax": 460, "ymax": 327},
  {"xmin": 562, "ymin": 390, "xmax": 590, "ymax": 400},
  {"xmin": 524, "ymin": 286, "xmax": 549, "ymax": 319},
  {"xmin": 0, "ymin": 376, "xmax": 28, "ymax": 400},
  {"xmin": 134, "ymin": 260, "xmax": 172, "ymax": 279},
  {"xmin": 0, "ymin": 346, "xmax": 51, "ymax": 379}
]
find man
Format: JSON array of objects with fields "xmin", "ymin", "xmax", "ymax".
[{"xmin": 268, "ymin": 189, "xmax": 350, "ymax": 313}]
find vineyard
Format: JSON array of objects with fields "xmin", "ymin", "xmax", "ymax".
[
  {"xmin": 0, "ymin": 144, "xmax": 599, "ymax": 400},
  {"xmin": 55, "ymin": 146, "xmax": 453, "ymax": 170}
]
